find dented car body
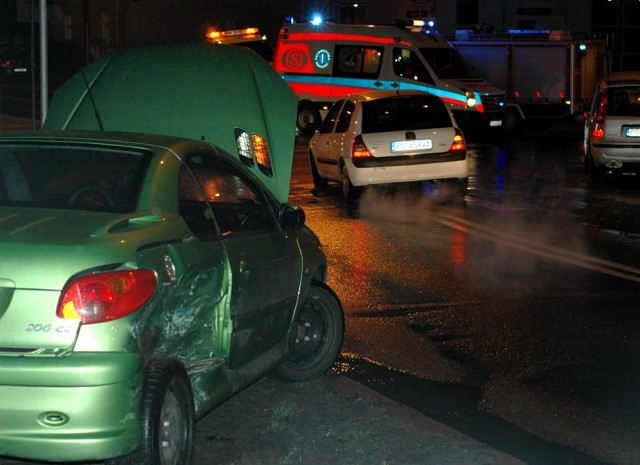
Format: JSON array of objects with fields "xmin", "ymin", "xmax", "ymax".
[{"xmin": 0, "ymin": 43, "xmax": 343, "ymax": 464}]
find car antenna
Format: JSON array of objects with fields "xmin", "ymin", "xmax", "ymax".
[{"xmin": 80, "ymin": 69, "xmax": 105, "ymax": 131}]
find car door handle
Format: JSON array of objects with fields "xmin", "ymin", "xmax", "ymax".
[
  {"xmin": 389, "ymin": 82, "xmax": 399, "ymax": 88},
  {"xmin": 374, "ymin": 81, "xmax": 384, "ymax": 87}
]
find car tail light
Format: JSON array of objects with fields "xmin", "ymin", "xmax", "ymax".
[
  {"xmin": 449, "ymin": 128, "xmax": 466, "ymax": 152},
  {"xmin": 591, "ymin": 89, "xmax": 608, "ymax": 138},
  {"xmin": 352, "ymin": 135, "xmax": 373, "ymax": 159},
  {"xmin": 57, "ymin": 270, "xmax": 157, "ymax": 324},
  {"xmin": 592, "ymin": 117, "xmax": 605, "ymax": 138}
]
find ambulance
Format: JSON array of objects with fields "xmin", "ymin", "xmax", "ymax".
[{"xmin": 273, "ymin": 20, "xmax": 507, "ymax": 134}]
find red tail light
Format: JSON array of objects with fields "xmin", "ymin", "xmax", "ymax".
[
  {"xmin": 449, "ymin": 128, "xmax": 466, "ymax": 152},
  {"xmin": 352, "ymin": 135, "xmax": 373, "ymax": 159},
  {"xmin": 592, "ymin": 89, "xmax": 608, "ymax": 138},
  {"xmin": 57, "ymin": 270, "xmax": 157, "ymax": 324},
  {"xmin": 592, "ymin": 116, "xmax": 605, "ymax": 138}
]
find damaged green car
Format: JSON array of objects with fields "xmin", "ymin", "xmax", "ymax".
[{"xmin": 0, "ymin": 43, "xmax": 343, "ymax": 464}]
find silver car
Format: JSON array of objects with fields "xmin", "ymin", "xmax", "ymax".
[
  {"xmin": 308, "ymin": 90, "xmax": 469, "ymax": 199},
  {"xmin": 584, "ymin": 71, "xmax": 640, "ymax": 182}
]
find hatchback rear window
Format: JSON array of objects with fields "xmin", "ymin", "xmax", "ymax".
[
  {"xmin": 361, "ymin": 95, "xmax": 452, "ymax": 134},
  {"xmin": 0, "ymin": 144, "xmax": 151, "ymax": 213},
  {"xmin": 606, "ymin": 86, "xmax": 640, "ymax": 117}
]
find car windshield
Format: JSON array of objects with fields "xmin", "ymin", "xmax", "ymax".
[
  {"xmin": 419, "ymin": 47, "xmax": 476, "ymax": 79},
  {"xmin": 361, "ymin": 95, "xmax": 453, "ymax": 134},
  {"xmin": 606, "ymin": 86, "xmax": 640, "ymax": 117},
  {"xmin": 0, "ymin": 144, "xmax": 152, "ymax": 213}
]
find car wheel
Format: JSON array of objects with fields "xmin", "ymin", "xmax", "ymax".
[
  {"xmin": 274, "ymin": 282, "xmax": 344, "ymax": 382},
  {"xmin": 586, "ymin": 151, "xmax": 603, "ymax": 184},
  {"xmin": 340, "ymin": 163, "xmax": 362, "ymax": 199},
  {"xmin": 309, "ymin": 151, "xmax": 328, "ymax": 189},
  {"xmin": 297, "ymin": 104, "xmax": 321, "ymax": 135},
  {"xmin": 107, "ymin": 357, "xmax": 194, "ymax": 465}
]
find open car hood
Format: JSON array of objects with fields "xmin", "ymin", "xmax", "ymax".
[{"xmin": 43, "ymin": 42, "xmax": 297, "ymax": 203}]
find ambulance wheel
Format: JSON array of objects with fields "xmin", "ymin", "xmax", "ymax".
[{"xmin": 297, "ymin": 104, "xmax": 321, "ymax": 135}]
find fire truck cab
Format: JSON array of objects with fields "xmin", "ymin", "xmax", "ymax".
[{"xmin": 274, "ymin": 21, "xmax": 507, "ymax": 135}]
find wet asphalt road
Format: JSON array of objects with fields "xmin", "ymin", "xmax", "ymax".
[{"xmin": 290, "ymin": 123, "xmax": 640, "ymax": 465}]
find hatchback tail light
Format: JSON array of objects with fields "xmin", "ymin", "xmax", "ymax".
[
  {"xmin": 449, "ymin": 128, "xmax": 466, "ymax": 152},
  {"xmin": 352, "ymin": 135, "xmax": 373, "ymax": 159},
  {"xmin": 591, "ymin": 89, "xmax": 608, "ymax": 138},
  {"xmin": 57, "ymin": 270, "xmax": 157, "ymax": 324}
]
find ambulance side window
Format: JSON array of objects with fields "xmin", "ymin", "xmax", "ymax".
[
  {"xmin": 334, "ymin": 45, "xmax": 383, "ymax": 78},
  {"xmin": 392, "ymin": 48, "xmax": 434, "ymax": 85}
]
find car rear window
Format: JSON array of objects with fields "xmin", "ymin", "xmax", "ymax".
[
  {"xmin": 606, "ymin": 86, "xmax": 640, "ymax": 117},
  {"xmin": 0, "ymin": 144, "xmax": 151, "ymax": 213},
  {"xmin": 361, "ymin": 95, "xmax": 452, "ymax": 134}
]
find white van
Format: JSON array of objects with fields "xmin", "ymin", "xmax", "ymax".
[{"xmin": 273, "ymin": 21, "xmax": 507, "ymax": 134}]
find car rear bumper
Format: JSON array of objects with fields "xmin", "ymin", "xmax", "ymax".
[
  {"xmin": 0, "ymin": 352, "xmax": 142, "ymax": 462},
  {"xmin": 590, "ymin": 143, "xmax": 640, "ymax": 167},
  {"xmin": 345, "ymin": 158, "xmax": 469, "ymax": 186}
]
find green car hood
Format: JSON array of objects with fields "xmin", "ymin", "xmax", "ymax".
[{"xmin": 43, "ymin": 42, "xmax": 297, "ymax": 203}]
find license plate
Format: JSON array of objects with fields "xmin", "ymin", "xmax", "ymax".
[
  {"xmin": 391, "ymin": 139, "xmax": 432, "ymax": 152},
  {"xmin": 490, "ymin": 120, "xmax": 503, "ymax": 127},
  {"xmin": 625, "ymin": 127, "xmax": 640, "ymax": 138},
  {"xmin": 14, "ymin": 67, "xmax": 27, "ymax": 73}
]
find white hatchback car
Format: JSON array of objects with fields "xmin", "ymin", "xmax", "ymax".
[
  {"xmin": 308, "ymin": 90, "xmax": 469, "ymax": 198},
  {"xmin": 584, "ymin": 71, "xmax": 640, "ymax": 182}
]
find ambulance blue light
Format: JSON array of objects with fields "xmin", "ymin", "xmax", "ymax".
[{"xmin": 310, "ymin": 15, "xmax": 323, "ymax": 26}]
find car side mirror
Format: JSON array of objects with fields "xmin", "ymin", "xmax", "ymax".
[{"xmin": 279, "ymin": 203, "xmax": 305, "ymax": 230}]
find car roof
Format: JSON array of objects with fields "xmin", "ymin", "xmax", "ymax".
[
  {"xmin": 43, "ymin": 42, "xmax": 297, "ymax": 203},
  {"xmin": 342, "ymin": 90, "xmax": 444, "ymax": 104}
]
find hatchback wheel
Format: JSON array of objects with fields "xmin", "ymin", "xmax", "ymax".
[
  {"xmin": 108, "ymin": 358, "xmax": 194, "ymax": 465},
  {"xmin": 309, "ymin": 151, "xmax": 328, "ymax": 189},
  {"xmin": 586, "ymin": 151, "xmax": 603, "ymax": 184},
  {"xmin": 340, "ymin": 163, "xmax": 362, "ymax": 199},
  {"xmin": 274, "ymin": 282, "xmax": 344, "ymax": 382}
]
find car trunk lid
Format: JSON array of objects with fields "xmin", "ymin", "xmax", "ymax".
[{"xmin": 361, "ymin": 127, "xmax": 457, "ymax": 158}]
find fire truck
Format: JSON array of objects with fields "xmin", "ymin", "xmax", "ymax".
[
  {"xmin": 273, "ymin": 21, "xmax": 508, "ymax": 135},
  {"xmin": 452, "ymin": 30, "xmax": 608, "ymax": 127}
]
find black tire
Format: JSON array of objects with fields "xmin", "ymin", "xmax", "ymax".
[
  {"xmin": 107, "ymin": 357, "xmax": 194, "ymax": 465},
  {"xmin": 340, "ymin": 163, "xmax": 362, "ymax": 199},
  {"xmin": 309, "ymin": 151, "xmax": 328, "ymax": 189},
  {"xmin": 586, "ymin": 150, "xmax": 603, "ymax": 185},
  {"xmin": 275, "ymin": 282, "xmax": 344, "ymax": 382},
  {"xmin": 297, "ymin": 104, "xmax": 321, "ymax": 135}
]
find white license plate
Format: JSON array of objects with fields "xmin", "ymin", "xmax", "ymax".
[
  {"xmin": 490, "ymin": 120, "xmax": 503, "ymax": 127},
  {"xmin": 625, "ymin": 127, "xmax": 640, "ymax": 138},
  {"xmin": 391, "ymin": 139, "xmax": 432, "ymax": 152},
  {"xmin": 14, "ymin": 67, "xmax": 27, "ymax": 73}
]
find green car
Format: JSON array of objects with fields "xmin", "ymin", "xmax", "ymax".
[{"xmin": 0, "ymin": 43, "xmax": 343, "ymax": 464}]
